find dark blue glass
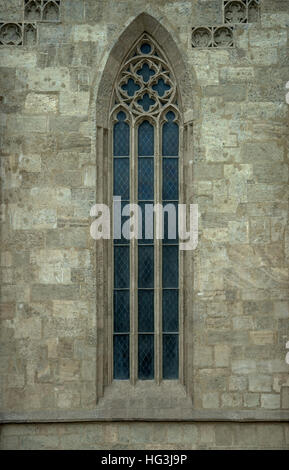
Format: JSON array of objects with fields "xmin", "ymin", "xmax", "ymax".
[
  {"xmin": 121, "ymin": 78, "xmax": 140, "ymax": 97},
  {"xmin": 162, "ymin": 245, "xmax": 178, "ymax": 288},
  {"xmin": 113, "ymin": 111, "xmax": 129, "ymax": 156},
  {"xmin": 163, "ymin": 202, "xmax": 178, "ymax": 243},
  {"xmin": 113, "ymin": 200, "xmax": 131, "ymax": 244},
  {"xmin": 139, "ymin": 202, "xmax": 154, "ymax": 244},
  {"xmin": 162, "ymin": 158, "xmax": 178, "ymax": 201},
  {"xmin": 137, "ymin": 93, "xmax": 155, "ymax": 112},
  {"xmin": 114, "ymin": 246, "xmax": 129, "ymax": 288},
  {"xmin": 138, "ymin": 246, "xmax": 154, "ymax": 288},
  {"xmin": 152, "ymin": 78, "xmax": 170, "ymax": 97},
  {"xmin": 137, "ymin": 63, "xmax": 155, "ymax": 82},
  {"xmin": 163, "ymin": 334, "xmax": 178, "ymax": 379},
  {"xmin": 162, "ymin": 290, "xmax": 178, "ymax": 332},
  {"xmin": 140, "ymin": 43, "xmax": 152, "ymax": 54},
  {"xmin": 138, "ymin": 334, "xmax": 154, "ymax": 379},
  {"xmin": 113, "ymin": 158, "xmax": 129, "ymax": 200},
  {"xmin": 138, "ymin": 120, "xmax": 154, "ymax": 156},
  {"xmin": 114, "ymin": 334, "xmax": 129, "ymax": 379},
  {"xmin": 162, "ymin": 112, "xmax": 179, "ymax": 156},
  {"xmin": 114, "ymin": 290, "xmax": 130, "ymax": 333},
  {"xmin": 138, "ymin": 158, "xmax": 154, "ymax": 200},
  {"xmin": 138, "ymin": 290, "xmax": 154, "ymax": 333}
]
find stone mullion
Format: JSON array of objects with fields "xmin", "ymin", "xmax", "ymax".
[
  {"xmin": 179, "ymin": 123, "xmax": 184, "ymax": 387},
  {"xmin": 155, "ymin": 119, "xmax": 162, "ymax": 384},
  {"xmin": 130, "ymin": 123, "xmax": 138, "ymax": 385},
  {"xmin": 183, "ymin": 121, "xmax": 194, "ymax": 397},
  {"xmin": 96, "ymin": 126, "xmax": 105, "ymax": 400}
]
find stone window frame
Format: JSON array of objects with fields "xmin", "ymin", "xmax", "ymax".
[
  {"xmin": 109, "ymin": 33, "xmax": 183, "ymax": 385},
  {"xmin": 91, "ymin": 13, "xmax": 197, "ymax": 418}
]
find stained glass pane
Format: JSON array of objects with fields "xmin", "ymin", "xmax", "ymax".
[
  {"xmin": 163, "ymin": 158, "xmax": 178, "ymax": 201},
  {"xmin": 152, "ymin": 78, "xmax": 170, "ymax": 97},
  {"xmin": 162, "ymin": 112, "xmax": 179, "ymax": 157},
  {"xmin": 113, "ymin": 200, "xmax": 131, "ymax": 244},
  {"xmin": 138, "ymin": 246, "xmax": 154, "ymax": 288},
  {"xmin": 163, "ymin": 290, "xmax": 178, "ymax": 332},
  {"xmin": 114, "ymin": 290, "xmax": 130, "ymax": 333},
  {"xmin": 114, "ymin": 246, "xmax": 129, "ymax": 288},
  {"xmin": 140, "ymin": 43, "xmax": 152, "ymax": 54},
  {"xmin": 138, "ymin": 120, "xmax": 154, "ymax": 156},
  {"xmin": 113, "ymin": 111, "xmax": 129, "ymax": 156},
  {"xmin": 114, "ymin": 334, "xmax": 129, "ymax": 379},
  {"xmin": 137, "ymin": 63, "xmax": 155, "ymax": 83},
  {"xmin": 138, "ymin": 290, "xmax": 154, "ymax": 333},
  {"xmin": 121, "ymin": 78, "xmax": 140, "ymax": 97},
  {"xmin": 113, "ymin": 158, "xmax": 129, "ymax": 200},
  {"xmin": 138, "ymin": 334, "xmax": 154, "ymax": 379},
  {"xmin": 138, "ymin": 158, "xmax": 154, "ymax": 200},
  {"xmin": 163, "ymin": 245, "xmax": 178, "ymax": 288},
  {"xmin": 163, "ymin": 202, "xmax": 178, "ymax": 244},
  {"xmin": 139, "ymin": 202, "xmax": 154, "ymax": 244},
  {"xmin": 137, "ymin": 93, "xmax": 155, "ymax": 112},
  {"xmin": 163, "ymin": 334, "xmax": 178, "ymax": 379}
]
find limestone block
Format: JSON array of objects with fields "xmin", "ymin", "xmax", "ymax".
[
  {"xmin": 240, "ymin": 142, "xmax": 284, "ymax": 163},
  {"xmin": 7, "ymin": 115, "xmax": 48, "ymax": 134},
  {"xmin": 195, "ymin": 65, "xmax": 219, "ymax": 86},
  {"xmin": 10, "ymin": 207, "xmax": 57, "ymax": 230},
  {"xmin": 228, "ymin": 220, "xmax": 249, "ymax": 244},
  {"xmin": 261, "ymin": 394, "xmax": 280, "ymax": 409},
  {"xmin": 249, "ymin": 217, "xmax": 270, "ymax": 244},
  {"xmin": 38, "ymin": 266, "xmax": 71, "ymax": 284},
  {"xmin": 233, "ymin": 316, "xmax": 254, "ymax": 330},
  {"xmin": 262, "ymin": 13, "xmax": 289, "ymax": 28},
  {"xmin": 249, "ymin": 29, "xmax": 287, "ymax": 48},
  {"xmin": 202, "ymin": 392, "xmax": 220, "ymax": 409},
  {"xmin": 18, "ymin": 154, "xmax": 41, "ymax": 173},
  {"xmin": 221, "ymin": 393, "xmax": 242, "ymax": 408},
  {"xmin": 249, "ymin": 375, "xmax": 272, "ymax": 392},
  {"xmin": 194, "ymin": 345, "xmax": 214, "ymax": 368},
  {"xmin": 0, "ymin": 50, "xmax": 37, "ymax": 68},
  {"xmin": 58, "ymin": 359, "xmax": 80, "ymax": 381},
  {"xmin": 72, "ymin": 24, "xmax": 107, "ymax": 43},
  {"xmin": 17, "ymin": 68, "xmax": 70, "ymax": 92},
  {"xmin": 229, "ymin": 376, "xmax": 247, "ymax": 392},
  {"xmin": 14, "ymin": 317, "xmax": 42, "ymax": 340},
  {"xmin": 25, "ymin": 93, "xmax": 59, "ymax": 114},
  {"xmin": 220, "ymin": 67, "xmax": 255, "ymax": 83},
  {"xmin": 59, "ymin": 92, "xmax": 89, "ymax": 116},
  {"xmin": 281, "ymin": 387, "xmax": 289, "ymax": 409},
  {"xmin": 214, "ymin": 345, "xmax": 230, "ymax": 367},
  {"xmin": 244, "ymin": 393, "xmax": 260, "ymax": 408},
  {"xmin": 249, "ymin": 330, "xmax": 275, "ymax": 345},
  {"xmin": 232, "ymin": 359, "xmax": 256, "ymax": 374},
  {"xmin": 30, "ymin": 187, "xmax": 72, "ymax": 206}
]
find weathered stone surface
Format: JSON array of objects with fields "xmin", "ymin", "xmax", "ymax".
[{"xmin": 0, "ymin": 0, "xmax": 288, "ymax": 450}]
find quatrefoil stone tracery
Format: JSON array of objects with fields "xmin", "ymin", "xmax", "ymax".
[{"xmin": 112, "ymin": 35, "xmax": 178, "ymax": 120}]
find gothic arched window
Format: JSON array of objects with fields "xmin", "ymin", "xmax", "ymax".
[{"xmin": 110, "ymin": 34, "xmax": 181, "ymax": 383}]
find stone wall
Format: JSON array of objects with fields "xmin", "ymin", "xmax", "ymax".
[
  {"xmin": 0, "ymin": 0, "xmax": 289, "ymax": 450},
  {"xmin": 1, "ymin": 422, "xmax": 289, "ymax": 450}
]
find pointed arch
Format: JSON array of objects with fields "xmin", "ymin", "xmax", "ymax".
[
  {"xmin": 93, "ymin": 13, "xmax": 195, "ymax": 406},
  {"xmin": 93, "ymin": 12, "xmax": 198, "ymax": 128}
]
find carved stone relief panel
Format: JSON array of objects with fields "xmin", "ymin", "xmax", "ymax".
[
  {"xmin": 24, "ymin": 0, "xmax": 60, "ymax": 22},
  {"xmin": 0, "ymin": 22, "xmax": 37, "ymax": 46},
  {"xmin": 0, "ymin": 23, "xmax": 23, "ymax": 46},
  {"xmin": 0, "ymin": 1, "xmax": 60, "ymax": 46},
  {"xmin": 192, "ymin": 25, "xmax": 234, "ymax": 48},
  {"xmin": 224, "ymin": 0, "xmax": 261, "ymax": 24}
]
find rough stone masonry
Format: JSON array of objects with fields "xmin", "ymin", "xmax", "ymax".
[{"xmin": 0, "ymin": 0, "xmax": 289, "ymax": 450}]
